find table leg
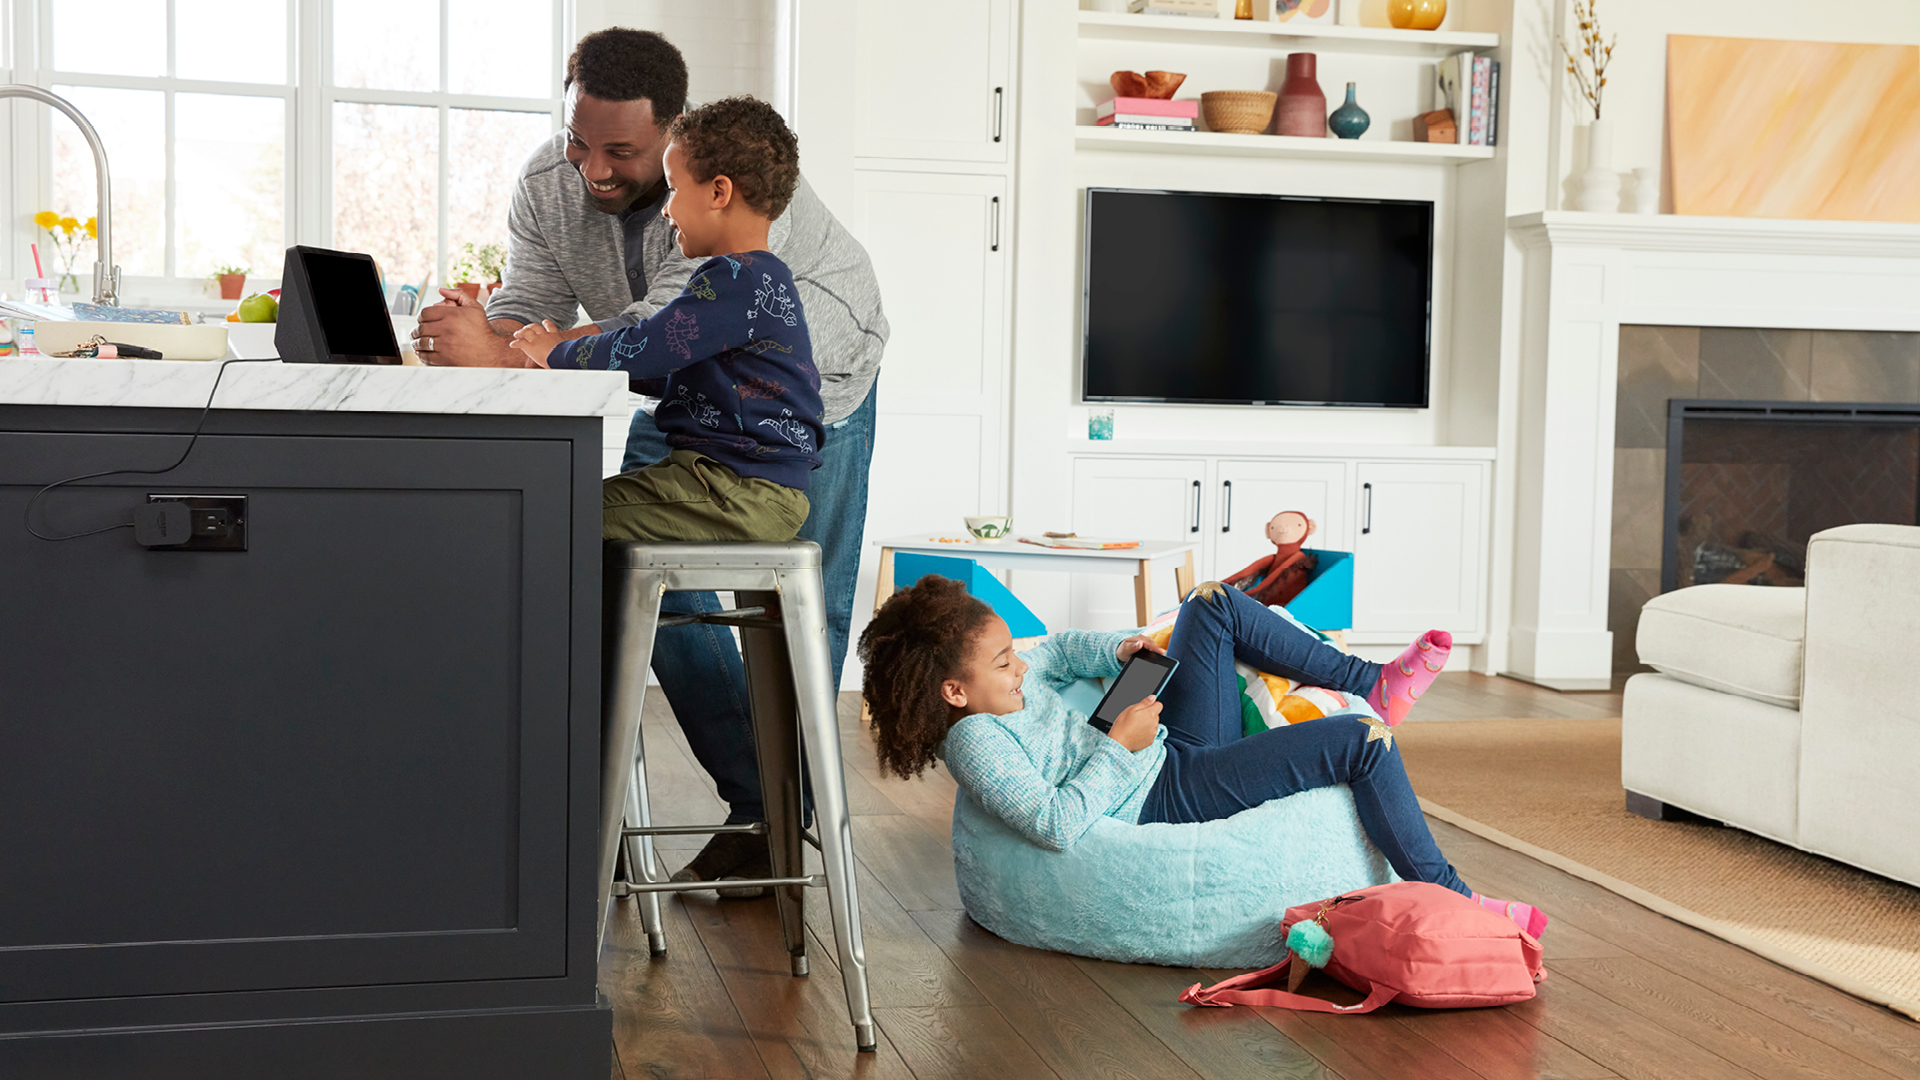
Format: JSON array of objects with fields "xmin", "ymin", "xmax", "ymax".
[
  {"xmin": 1174, "ymin": 550, "xmax": 1195, "ymax": 601},
  {"xmin": 1134, "ymin": 558, "xmax": 1153, "ymax": 627},
  {"xmin": 873, "ymin": 548, "xmax": 895, "ymax": 615}
]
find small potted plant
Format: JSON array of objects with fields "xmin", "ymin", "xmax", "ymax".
[
  {"xmin": 449, "ymin": 242, "xmax": 507, "ymax": 301},
  {"xmin": 212, "ymin": 264, "xmax": 250, "ymax": 300}
]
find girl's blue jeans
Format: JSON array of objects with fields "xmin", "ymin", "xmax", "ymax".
[{"xmin": 1134, "ymin": 586, "xmax": 1473, "ymax": 897}]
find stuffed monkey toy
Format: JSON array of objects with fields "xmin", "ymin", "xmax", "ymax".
[{"xmin": 1225, "ymin": 510, "xmax": 1318, "ymax": 607}]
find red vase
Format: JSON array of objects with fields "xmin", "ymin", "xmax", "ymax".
[{"xmin": 1275, "ymin": 53, "xmax": 1327, "ymax": 138}]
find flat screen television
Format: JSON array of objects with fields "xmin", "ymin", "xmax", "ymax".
[{"xmin": 1082, "ymin": 187, "xmax": 1433, "ymax": 408}]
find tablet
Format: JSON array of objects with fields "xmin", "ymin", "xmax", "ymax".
[{"xmin": 1091, "ymin": 650, "xmax": 1180, "ymax": 727}]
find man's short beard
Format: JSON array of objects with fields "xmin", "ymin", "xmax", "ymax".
[{"xmin": 578, "ymin": 170, "xmax": 640, "ymax": 215}]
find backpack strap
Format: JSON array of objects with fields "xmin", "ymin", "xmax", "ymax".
[{"xmin": 1180, "ymin": 978, "xmax": 1398, "ymax": 1014}]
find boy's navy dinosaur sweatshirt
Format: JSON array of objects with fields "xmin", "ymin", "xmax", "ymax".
[{"xmin": 547, "ymin": 250, "xmax": 824, "ymax": 491}]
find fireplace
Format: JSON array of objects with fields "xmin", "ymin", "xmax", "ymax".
[{"xmin": 1663, "ymin": 400, "xmax": 1920, "ymax": 593}]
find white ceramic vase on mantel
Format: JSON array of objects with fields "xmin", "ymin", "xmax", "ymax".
[{"xmin": 1575, "ymin": 117, "xmax": 1620, "ymax": 212}]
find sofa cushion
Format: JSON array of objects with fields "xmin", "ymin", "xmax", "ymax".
[{"xmin": 1636, "ymin": 583, "xmax": 1805, "ymax": 708}]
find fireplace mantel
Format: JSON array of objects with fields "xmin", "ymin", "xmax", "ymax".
[{"xmin": 1501, "ymin": 211, "xmax": 1920, "ymax": 689}]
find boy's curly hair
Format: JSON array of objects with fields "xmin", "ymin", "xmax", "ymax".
[
  {"xmin": 858, "ymin": 576, "xmax": 995, "ymax": 780},
  {"xmin": 668, "ymin": 96, "xmax": 801, "ymax": 219}
]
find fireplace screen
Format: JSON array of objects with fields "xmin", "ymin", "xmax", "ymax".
[{"xmin": 1664, "ymin": 401, "xmax": 1920, "ymax": 592}]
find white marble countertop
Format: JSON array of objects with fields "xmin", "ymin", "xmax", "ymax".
[{"xmin": 0, "ymin": 357, "xmax": 629, "ymax": 417}]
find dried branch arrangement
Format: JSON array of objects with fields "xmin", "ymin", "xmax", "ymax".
[{"xmin": 1560, "ymin": 0, "xmax": 1615, "ymax": 119}]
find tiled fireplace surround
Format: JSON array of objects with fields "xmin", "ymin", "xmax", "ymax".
[
  {"xmin": 1609, "ymin": 327, "xmax": 1920, "ymax": 673},
  {"xmin": 1503, "ymin": 212, "xmax": 1920, "ymax": 689}
]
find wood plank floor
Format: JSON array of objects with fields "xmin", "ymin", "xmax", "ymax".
[{"xmin": 603, "ymin": 674, "xmax": 1920, "ymax": 1080}]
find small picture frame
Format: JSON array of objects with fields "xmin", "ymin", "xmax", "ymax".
[
  {"xmin": 1088, "ymin": 408, "xmax": 1115, "ymax": 441},
  {"xmin": 1274, "ymin": 0, "xmax": 1334, "ymax": 24}
]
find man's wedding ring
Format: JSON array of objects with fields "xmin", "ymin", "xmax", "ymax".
[{"xmin": 422, "ymin": 336, "xmax": 434, "ymax": 352}]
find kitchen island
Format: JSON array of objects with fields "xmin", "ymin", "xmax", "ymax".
[{"xmin": 0, "ymin": 358, "xmax": 627, "ymax": 1078}]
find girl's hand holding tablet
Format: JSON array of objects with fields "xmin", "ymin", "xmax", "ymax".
[{"xmin": 1109, "ymin": 695, "xmax": 1163, "ymax": 752}]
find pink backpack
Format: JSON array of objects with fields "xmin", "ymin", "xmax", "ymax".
[{"xmin": 1179, "ymin": 882, "xmax": 1545, "ymax": 1014}]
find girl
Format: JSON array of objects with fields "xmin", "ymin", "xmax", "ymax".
[{"xmin": 858, "ymin": 575, "xmax": 1548, "ymax": 939}]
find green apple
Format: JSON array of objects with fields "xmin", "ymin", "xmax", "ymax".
[{"xmin": 236, "ymin": 293, "xmax": 278, "ymax": 323}]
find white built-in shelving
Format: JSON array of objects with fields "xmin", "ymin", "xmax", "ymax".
[
  {"xmin": 1076, "ymin": 125, "xmax": 1494, "ymax": 163},
  {"xmin": 1076, "ymin": 10, "xmax": 1498, "ymax": 58}
]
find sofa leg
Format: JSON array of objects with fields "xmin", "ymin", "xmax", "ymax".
[{"xmin": 1624, "ymin": 790, "xmax": 1711, "ymax": 823}]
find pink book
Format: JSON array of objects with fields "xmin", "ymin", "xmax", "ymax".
[
  {"xmin": 1468, "ymin": 57, "xmax": 1490, "ymax": 146},
  {"xmin": 1096, "ymin": 97, "xmax": 1199, "ymax": 120}
]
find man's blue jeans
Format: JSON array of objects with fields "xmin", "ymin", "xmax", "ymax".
[
  {"xmin": 1135, "ymin": 586, "xmax": 1472, "ymax": 897},
  {"xmin": 620, "ymin": 384, "xmax": 877, "ymax": 824}
]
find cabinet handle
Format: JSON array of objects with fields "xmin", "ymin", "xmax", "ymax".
[
  {"xmin": 990, "ymin": 196, "xmax": 1000, "ymax": 252},
  {"xmin": 1362, "ymin": 482, "xmax": 1373, "ymax": 535},
  {"xmin": 1191, "ymin": 480, "xmax": 1201, "ymax": 534},
  {"xmin": 993, "ymin": 86, "xmax": 1004, "ymax": 142},
  {"xmin": 1221, "ymin": 480, "xmax": 1232, "ymax": 533}
]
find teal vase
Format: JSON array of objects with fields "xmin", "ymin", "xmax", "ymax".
[{"xmin": 1328, "ymin": 82, "xmax": 1370, "ymax": 139}]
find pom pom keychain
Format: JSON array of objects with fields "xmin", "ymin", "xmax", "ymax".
[{"xmin": 1284, "ymin": 894, "xmax": 1356, "ymax": 991}]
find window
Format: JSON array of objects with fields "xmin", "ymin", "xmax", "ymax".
[{"xmin": 28, "ymin": 0, "xmax": 562, "ymax": 298}]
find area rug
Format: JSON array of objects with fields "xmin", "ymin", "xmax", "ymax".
[{"xmin": 1397, "ymin": 717, "xmax": 1920, "ymax": 1020}]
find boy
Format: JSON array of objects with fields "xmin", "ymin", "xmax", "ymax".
[{"xmin": 512, "ymin": 96, "xmax": 822, "ymax": 543}]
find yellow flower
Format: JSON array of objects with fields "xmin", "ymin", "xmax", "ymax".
[
  {"xmin": 58, "ymin": 216, "xmax": 79, "ymax": 233},
  {"xmin": 85, "ymin": 217, "xmax": 97, "ymax": 238},
  {"xmin": 34, "ymin": 210, "xmax": 58, "ymax": 228}
]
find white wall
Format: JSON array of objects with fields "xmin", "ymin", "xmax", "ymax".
[
  {"xmin": 1540, "ymin": 0, "xmax": 1920, "ymax": 211},
  {"xmin": 574, "ymin": 0, "xmax": 782, "ymax": 109}
]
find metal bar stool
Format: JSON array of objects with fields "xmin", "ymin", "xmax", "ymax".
[{"xmin": 598, "ymin": 540, "xmax": 874, "ymax": 1053}]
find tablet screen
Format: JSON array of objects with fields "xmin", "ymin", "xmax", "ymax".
[{"xmin": 1092, "ymin": 652, "xmax": 1179, "ymax": 726}]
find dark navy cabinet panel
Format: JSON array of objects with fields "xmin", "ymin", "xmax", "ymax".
[{"xmin": 0, "ymin": 407, "xmax": 606, "ymax": 1078}]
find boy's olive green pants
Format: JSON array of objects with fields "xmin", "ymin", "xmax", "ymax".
[{"xmin": 602, "ymin": 448, "xmax": 809, "ymax": 543}]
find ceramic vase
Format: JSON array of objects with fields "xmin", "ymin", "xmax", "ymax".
[
  {"xmin": 1274, "ymin": 53, "xmax": 1326, "ymax": 138},
  {"xmin": 1328, "ymin": 82, "xmax": 1370, "ymax": 139},
  {"xmin": 1575, "ymin": 117, "xmax": 1620, "ymax": 212},
  {"xmin": 1387, "ymin": 0, "xmax": 1447, "ymax": 30},
  {"xmin": 1632, "ymin": 166, "xmax": 1660, "ymax": 214}
]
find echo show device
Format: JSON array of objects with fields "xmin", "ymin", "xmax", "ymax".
[
  {"xmin": 1090, "ymin": 651, "xmax": 1180, "ymax": 728},
  {"xmin": 274, "ymin": 245, "xmax": 403, "ymax": 365}
]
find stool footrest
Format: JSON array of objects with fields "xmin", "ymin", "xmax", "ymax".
[
  {"xmin": 655, "ymin": 606, "xmax": 780, "ymax": 631},
  {"xmin": 613, "ymin": 874, "xmax": 826, "ymax": 896},
  {"xmin": 622, "ymin": 822, "xmax": 767, "ymax": 837}
]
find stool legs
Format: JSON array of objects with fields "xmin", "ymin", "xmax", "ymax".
[
  {"xmin": 777, "ymin": 566, "xmax": 875, "ymax": 1052},
  {"xmin": 599, "ymin": 569, "xmax": 665, "ymax": 954},
  {"xmin": 623, "ymin": 745, "xmax": 668, "ymax": 955},
  {"xmin": 739, "ymin": 592, "xmax": 810, "ymax": 976}
]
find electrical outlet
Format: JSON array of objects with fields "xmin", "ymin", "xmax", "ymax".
[{"xmin": 146, "ymin": 495, "xmax": 248, "ymax": 551}]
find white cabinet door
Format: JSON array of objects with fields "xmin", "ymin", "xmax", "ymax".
[
  {"xmin": 854, "ymin": 0, "xmax": 1011, "ymax": 162},
  {"xmin": 1213, "ymin": 459, "xmax": 1350, "ymax": 584},
  {"xmin": 1351, "ymin": 462, "xmax": 1488, "ymax": 638},
  {"xmin": 849, "ymin": 171, "xmax": 1011, "ymax": 673},
  {"xmin": 1069, "ymin": 457, "xmax": 1207, "ymax": 628}
]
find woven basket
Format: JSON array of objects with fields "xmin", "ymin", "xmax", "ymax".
[{"xmin": 1201, "ymin": 90, "xmax": 1277, "ymax": 135}]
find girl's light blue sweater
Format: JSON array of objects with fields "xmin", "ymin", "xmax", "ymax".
[{"xmin": 938, "ymin": 629, "xmax": 1169, "ymax": 852}]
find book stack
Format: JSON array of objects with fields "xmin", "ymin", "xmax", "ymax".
[
  {"xmin": 1095, "ymin": 96, "xmax": 1199, "ymax": 131},
  {"xmin": 1437, "ymin": 51, "xmax": 1501, "ymax": 146},
  {"xmin": 1127, "ymin": 0, "xmax": 1218, "ymax": 17}
]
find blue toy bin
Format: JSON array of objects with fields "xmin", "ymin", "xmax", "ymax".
[{"xmin": 1270, "ymin": 548, "xmax": 1352, "ymax": 630}]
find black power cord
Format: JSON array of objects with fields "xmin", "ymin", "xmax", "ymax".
[{"xmin": 24, "ymin": 357, "xmax": 271, "ymax": 542}]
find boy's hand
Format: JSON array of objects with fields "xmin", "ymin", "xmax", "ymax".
[
  {"xmin": 1116, "ymin": 634, "xmax": 1164, "ymax": 665},
  {"xmin": 509, "ymin": 320, "xmax": 564, "ymax": 368},
  {"xmin": 1108, "ymin": 695, "xmax": 1163, "ymax": 752}
]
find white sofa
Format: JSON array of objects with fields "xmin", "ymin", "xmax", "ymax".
[{"xmin": 1622, "ymin": 523, "xmax": 1920, "ymax": 889}]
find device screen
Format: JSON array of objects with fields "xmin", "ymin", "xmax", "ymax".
[
  {"xmin": 1092, "ymin": 651, "xmax": 1179, "ymax": 727},
  {"xmin": 302, "ymin": 250, "xmax": 400, "ymax": 361}
]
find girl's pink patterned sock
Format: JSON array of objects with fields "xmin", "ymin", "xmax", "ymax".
[
  {"xmin": 1474, "ymin": 893, "xmax": 1550, "ymax": 939},
  {"xmin": 1365, "ymin": 629, "xmax": 1452, "ymax": 726}
]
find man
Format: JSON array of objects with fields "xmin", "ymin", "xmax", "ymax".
[{"xmin": 418, "ymin": 28, "xmax": 887, "ymax": 894}]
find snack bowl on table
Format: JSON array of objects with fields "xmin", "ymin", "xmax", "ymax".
[{"xmin": 964, "ymin": 516, "xmax": 1014, "ymax": 543}]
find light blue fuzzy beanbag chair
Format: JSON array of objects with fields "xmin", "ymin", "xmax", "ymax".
[{"xmin": 951, "ymin": 771, "xmax": 1400, "ymax": 969}]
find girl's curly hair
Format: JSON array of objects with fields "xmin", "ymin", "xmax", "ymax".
[{"xmin": 858, "ymin": 575, "xmax": 995, "ymax": 779}]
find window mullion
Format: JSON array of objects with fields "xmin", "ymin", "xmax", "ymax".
[
  {"xmin": 300, "ymin": 0, "xmax": 328, "ymax": 249},
  {"xmin": 164, "ymin": 0, "xmax": 176, "ymax": 279}
]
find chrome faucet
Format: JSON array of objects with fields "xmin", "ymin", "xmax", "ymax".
[{"xmin": 1, "ymin": 84, "xmax": 118, "ymax": 306}]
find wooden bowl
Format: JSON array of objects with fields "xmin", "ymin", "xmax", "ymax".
[
  {"xmin": 1200, "ymin": 90, "xmax": 1278, "ymax": 135},
  {"xmin": 1109, "ymin": 70, "xmax": 1187, "ymax": 100}
]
